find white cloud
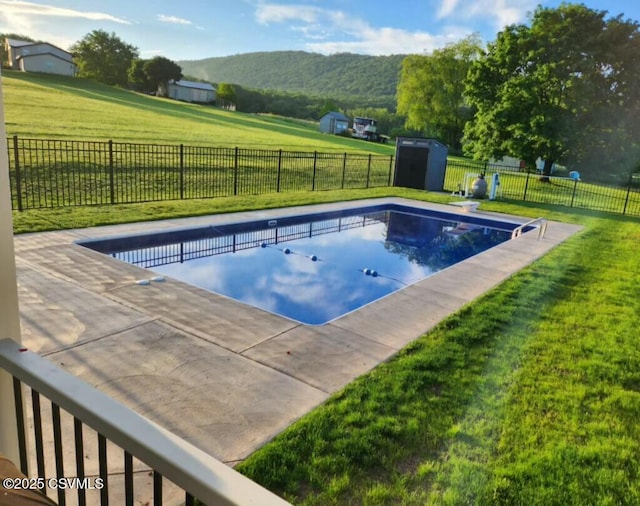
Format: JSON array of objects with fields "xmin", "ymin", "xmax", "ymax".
[
  {"xmin": 0, "ymin": 0, "xmax": 129, "ymax": 24},
  {"xmin": 0, "ymin": 0, "xmax": 130, "ymax": 49},
  {"xmin": 255, "ymin": 4, "xmax": 321, "ymax": 24},
  {"xmin": 437, "ymin": 0, "xmax": 463, "ymax": 18},
  {"xmin": 157, "ymin": 14, "xmax": 192, "ymax": 25},
  {"xmin": 436, "ymin": 0, "xmax": 536, "ymax": 30},
  {"xmin": 253, "ymin": 2, "xmax": 466, "ymax": 55},
  {"xmin": 307, "ymin": 25, "xmax": 463, "ymax": 55}
]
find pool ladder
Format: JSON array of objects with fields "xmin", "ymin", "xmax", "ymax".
[{"xmin": 511, "ymin": 217, "xmax": 548, "ymax": 240}]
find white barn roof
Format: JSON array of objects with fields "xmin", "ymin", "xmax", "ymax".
[{"xmin": 170, "ymin": 80, "xmax": 216, "ymax": 91}]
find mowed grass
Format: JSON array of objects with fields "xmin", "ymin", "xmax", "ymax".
[
  {"xmin": 1, "ymin": 71, "xmax": 394, "ymax": 154},
  {"xmin": 233, "ymin": 201, "xmax": 640, "ymax": 505},
  {"xmin": 12, "ymin": 187, "xmax": 640, "ymax": 505}
]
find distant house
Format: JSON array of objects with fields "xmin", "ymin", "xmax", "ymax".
[
  {"xmin": 4, "ymin": 38, "xmax": 75, "ymax": 77},
  {"xmin": 319, "ymin": 111, "xmax": 350, "ymax": 135},
  {"xmin": 166, "ymin": 80, "xmax": 216, "ymax": 103}
]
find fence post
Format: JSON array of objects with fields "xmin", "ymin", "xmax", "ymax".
[
  {"xmin": 312, "ymin": 151, "xmax": 317, "ymax": 191},
  {"xmin": 233, "ymin": 147, "xmax": 238, "ymax": 196},
  {"xmin": 108, "ymin": 140, "xmax": 115, "ymax": 205},
  {"xmin": 623, "ymin": 174, "xmax": 633, "ymax": 215},
  {"xmin": 276, "ymin": 149, "xmax": 282, "ymax": 192},
  {"xmin": 12, "ymin": 136, "xmax": 23, "ymax": 212},
  {"xmin": 179, "ymin": 144, "xmax": 184, "ymax": 200},
  {"xmin": 366, "ymin": 154, "xmax": 372, "ymax": 188},
  {"xmin": 388, "ymin": 155, "xmax": 394, "ymax": 186},
  {"xmin": 570, "ymin": 178, "xmax": 578, "ymax": 207},
  {"xmin": 341, "ymin": 152, "xmax": 347, "ymax": 189},
  {"xmin": 523, "ymin": 171, "xmax": 530, "ymax": 201}
]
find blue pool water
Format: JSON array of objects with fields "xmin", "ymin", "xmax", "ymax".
[{"xmin": 79, "ymin": 205, "xmax": 519, "ymax": 325}]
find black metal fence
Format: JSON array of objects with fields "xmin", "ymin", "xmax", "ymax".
[
  {"xmin": 7, "ymin": 136, "xmax": 395, "ymax": 210},
  {"xmin": 444, "ymin": 159, "xmax": 640, "ymax": 217},
  {"xmin": 6, "ymin": 136, "xmax": 640, "ymax": 218}
]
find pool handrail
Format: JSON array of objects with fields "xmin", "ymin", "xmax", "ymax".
[{"xmin": 511, "ymin": 217, "xmax": 548, "ymax": 240}]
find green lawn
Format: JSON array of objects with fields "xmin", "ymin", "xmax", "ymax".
[
  {"xmin": 232, "ymin": 196, "xmax": 640, "ymax": 506},
  {"xmin": 2, "ymin": 71, "xmax": 394, "ymax": 155},
  {"xmin": 12, "ymin": 188, "xmax": 640, "ymax": 505}
]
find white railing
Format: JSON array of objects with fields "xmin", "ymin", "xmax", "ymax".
[
  {"xmin": 0, "ymin": 338, "xmax": 290, "ymax": 506},
  {"xmin": 511, "ymin": 217, "xmax": 548, "ymax": 240}
]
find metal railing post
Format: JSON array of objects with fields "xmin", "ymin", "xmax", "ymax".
[
  {"xmin": 623, "ymin": 174, "xmax": 633, "ymax": 215},
  {"xmin": 523, "ymin": 171, "xmax": 530, "ymax": 201},
  {"xmin": 233, "ymin": 147, "xmax": 238, "ymax": 196},
  {"xmin": 341, "ymin": 152, "xmax": 347, "ymax": 189},
  {"xmin": 179, "ymin": 144, "xmax": 185, "ymax": 200},
  {"xmin": 276, "ymin": 149, "xmax": 282, "ymax": 192},
  {"xmin": 388, "ymin": 155, "xmax": 394, "ymax": 186},
  {"xmin": 0, "ymin": 69, "xmax": 23, "ymax": 467},
  {"xmin": 108, "ymin": 140, "xmax": 115, "ymax": 204},
  {"xmin": 312, "ymin": 151, "xmax": 317, "ymax": 191},
  {"xmin": 366, "ymin": 154, "xmax": 372, "ymax": 188},
  {"xmin": 570, "ymin": 178, "xmax": 578, "ymax": 207},
  {"xmin": 12, "ymin": 135, "xmax": 23, "ymax": 211}
]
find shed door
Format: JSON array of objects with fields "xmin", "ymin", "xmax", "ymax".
[{"xmin": 394, "ymin": 146, "xmax": 429, "ymax": 190}]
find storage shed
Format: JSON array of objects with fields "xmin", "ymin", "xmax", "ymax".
[
  {"xmin": 393, "ymin": 137, "xmax": 448, "ymax": 191},
  {"xmin": 319, "ymin": 111, "xmax": 350, "ymax": 135},
  {"xmin": 4, "ymin": 38, "xmax": 75, "ymax": 77},
  {"xmin": 166, "ymin": 80, "xmax": 216, "ymax": 103}
]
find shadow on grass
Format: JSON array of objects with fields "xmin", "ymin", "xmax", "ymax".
[{"xmin": 6, "ymin": 71, "xmax": 392, "ymax": 153}]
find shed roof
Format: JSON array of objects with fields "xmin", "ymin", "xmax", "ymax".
[
  {"xmin": 6, "ymin": 38, "xmax": 33, "ymax": 48},
  {"xmin": 321, "ymin": 111, "xmax": 350, "ymax": 122},
  {"xmin": 169, "ymin": 80, "xmax": 216, "ymax": 91}
]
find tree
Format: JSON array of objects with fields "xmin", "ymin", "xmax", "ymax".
[
  {"xmin": 71, "ymin": 30, "xmax": 138, "ymax": 87},
  {"xmin": 463, "ymin": 4, "xmax": 640, "ymax": 181},
  {"xmin": 216, "ymin": 82, "xmax": 237, "ymax": 108},
  {"xmin": 127, "ymin": 59, "xmax": 153, "ymax": 92},
  {"xmin": 318, "ymin": 99, "xmax": 339, "ymax": 118},
  {"xmin": 397, "ymin": 35, "xmax": 482, "ymax": 152},
  {"xmin": 144, "ymin": 56, "xmax": 182, "ymax": 96}
]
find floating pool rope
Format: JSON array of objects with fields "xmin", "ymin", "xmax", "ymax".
[
  {"xmin": 261, "ymin": 242, "xmax": 320, "ymax": 262},
  {"xmin": 260, "ymin": 242, "xmax": 408, "ymax": 285}
]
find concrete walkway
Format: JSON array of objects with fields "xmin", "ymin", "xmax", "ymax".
[{"xmin": 15, "ymin": 197, "xmax": 582, "ymax": 470}]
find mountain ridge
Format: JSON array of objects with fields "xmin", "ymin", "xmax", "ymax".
[{"xmin": 179, "ymin": 50, "xmax": 406, "ymax": 107}]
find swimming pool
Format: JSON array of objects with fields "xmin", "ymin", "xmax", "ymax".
[{"xmin": 79, "ymin": 204, "xmax": 525, "ymax": 325}]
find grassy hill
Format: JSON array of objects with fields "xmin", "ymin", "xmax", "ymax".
[
  {"xmin": 179, "ymin": 51, "xmax": 405, "ymax": 107},
  {"xmin": 1, "ymin": 70, "xmax": 394, "ymax": 154}
]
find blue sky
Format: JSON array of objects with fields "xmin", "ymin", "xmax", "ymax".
[{"xmin": 1, "ymin": 0, "xmax": 639, "ymax": 60}]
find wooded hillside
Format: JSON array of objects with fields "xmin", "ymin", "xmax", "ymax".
[{"xmin": 179, "ymin": 51, "xmax": 405, "ymax": 108}]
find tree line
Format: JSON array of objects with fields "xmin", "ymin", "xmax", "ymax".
[
  {"xmin": 397, "ymin": 4, "xmax": 640, "ymax": 182},
  {"xmin": 178, "ymin": 51, "xmax": 403, "ymax": 107}
]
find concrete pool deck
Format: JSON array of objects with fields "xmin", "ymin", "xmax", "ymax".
[{"xmin": 15, "ymin": 197, "xmax": 582, "ymax": 468}]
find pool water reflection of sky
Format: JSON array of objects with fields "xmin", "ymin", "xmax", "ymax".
[{"xmin": 114, "ymin": 211, "xmax": 511, "ymax": 324}]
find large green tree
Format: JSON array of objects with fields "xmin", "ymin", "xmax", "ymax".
[
  {"xmin": 463, "ymin": 4, "xmax": 640, "ymax": 181},
  {"xmin": 144, "ymin": 56, "xmax": 182, "ymax": 96},
  {"xmin": 71, "ymin": 30, "xmax": 138, "ymax": 87},
  {"xmin": 127, "ymin": 58, "xmax": 152, "ymax": 92},
  {"xmin": 397, "ymin": 35, "xmax": 482, "ymax": 151}
]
